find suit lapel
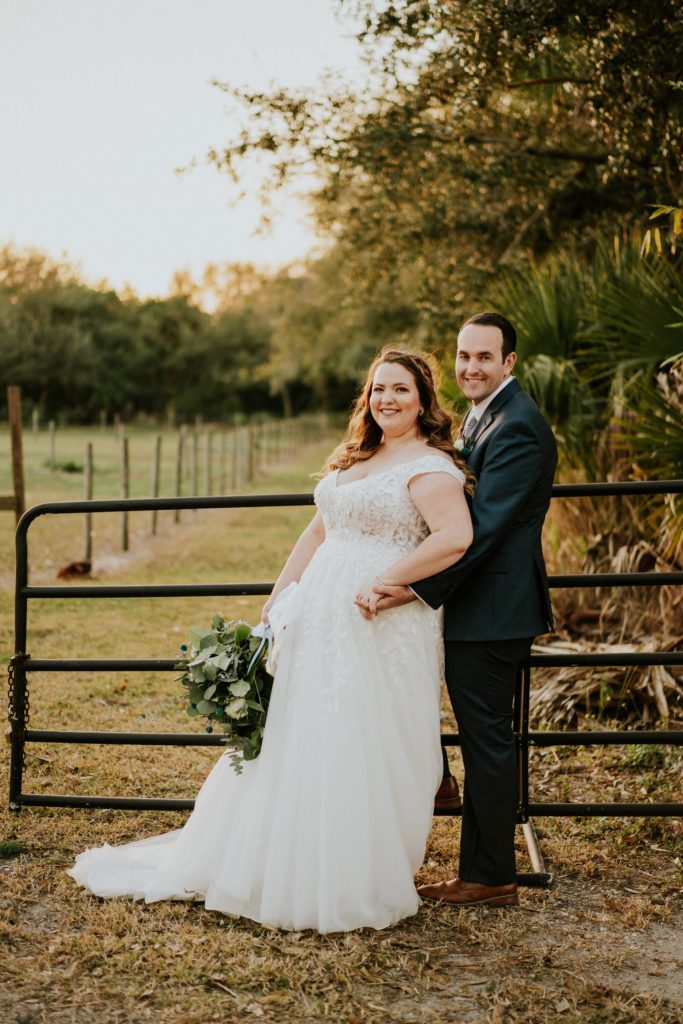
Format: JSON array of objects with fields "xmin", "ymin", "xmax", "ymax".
[{"xmin": 471, "ymin": 379, "xmax": 520, "ymax": 446}]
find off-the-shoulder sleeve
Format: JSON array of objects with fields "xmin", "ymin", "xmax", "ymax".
[{"xmin": 405, "ymin": 455, "xmax": 465, "ymax": 487}]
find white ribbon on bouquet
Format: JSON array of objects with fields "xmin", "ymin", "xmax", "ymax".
[{"xmin": 250, "ymin": 581, "xmax": 304, "ymax": 675}]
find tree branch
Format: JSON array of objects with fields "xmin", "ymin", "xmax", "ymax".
[
  {"xmin": 522, "ymin": 145, "xmax": 607, "ymax": 163},
  {"xmin": 461, "ymin": 133, "xmax": 608, "ymax": 163},
  {"xmin": 505, "ymin": 77, "xmax": 594, "ymax": 89}
]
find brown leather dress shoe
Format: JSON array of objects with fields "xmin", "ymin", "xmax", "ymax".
[
  {"xmin": 434, "ymin": 775, "xmax": 462, "ymax": 811},
  {"xmin": 417, "ymin": 877, "xmax": 518, "ymax": 907}
]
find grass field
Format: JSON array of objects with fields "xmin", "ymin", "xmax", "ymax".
[
  {"xmin": 0, "ymin": 419, "xmax": 317, "ymax": 591},
  {"xmin": 1, "ymin": 432, "xmax": 682, "ymax": 1022}
]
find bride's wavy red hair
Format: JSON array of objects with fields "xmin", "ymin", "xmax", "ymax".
[{"xmin": 324, "ymin": 347, "xmax": 475, "ymax": 495}]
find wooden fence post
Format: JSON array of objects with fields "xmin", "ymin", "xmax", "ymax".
[
  {"xmin": 191, "ymin": 428, "xmax": 199, "ymax": 501},
  {"xmin": 219, "ymin": 431, "xmax": 227, "ymax": 494},
  {"xmin": 48, "ymin": 420, "xmax": 56, "ymax": 470},
  {"xmin": 233, "ymin": 429, "xmax": 240, "ymax": 490},
  {"xmin": 120, "ymin": 433, "xmax": 129, "ymax": 551},
  {"xmin": 151, "ymin": 434, "xmax": 162, "ymax": 535},
  {"xmin": 247, "ymin": 425, "xmax": 255, "ymax": 482},
  {"xmin": 84, "ymin": 441, "xmax": 93, "ymax": 560},
  {"xmin": 31, "ymin": 408, "xmax": 39, "ymax": 435},
  {"xmin": 275, "ymin": 419, "xmax": 283, "ymax": 464},
  {"xmin": 7, "ymin": 386, "xmax": 26, "ymax": 524},
  {"xmin": 261, "ymin": 418, "xmax": 269, "ymax": 473},
  {"xmin": 174, "ymin": 427, "xmax": 184, "ymax": 523},
  {"xmin": 255, "ymin": 418, "xmax": 264, "ymax": 474},
  {"xmin": 204, "ymin": 430, "xmax": 214, "ymax": 496}
]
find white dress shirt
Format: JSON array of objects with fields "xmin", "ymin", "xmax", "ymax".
[{"xmin": 464, "ymin": 374, "xmax": 515, "ymax": 432}]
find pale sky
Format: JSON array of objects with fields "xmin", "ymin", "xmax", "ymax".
[{"xmin": 0, "ymin": 0, "xmax": 365, "ymax": 298}]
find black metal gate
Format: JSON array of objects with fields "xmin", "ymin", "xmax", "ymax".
[{"xmin": 7, "ymin": 482, "xmax": 683, "ymax": 883}]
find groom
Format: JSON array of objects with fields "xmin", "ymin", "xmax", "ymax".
[{"xmin": 372, "ymin": 312, "xmax": 557, "ymax": 907}]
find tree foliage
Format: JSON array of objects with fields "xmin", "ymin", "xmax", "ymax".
[
  {"xmin": 0, "ymin": 248, "xmax": 280, "ymax": 423},
  {"xmin": 210, "ymin": 0, "xmax": 682, "ymax": 343},
  {"xmin": 0, "ymin": 245, "xmax": 413, "ymax": 423}
]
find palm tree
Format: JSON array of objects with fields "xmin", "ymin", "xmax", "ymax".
[
  {"xmin": 487, "ymin": 235, "xmax": 682, "ymax": 482},
  {"xmin": 480, "ymin": 235, "xmax": 682, "ymax": 722}
]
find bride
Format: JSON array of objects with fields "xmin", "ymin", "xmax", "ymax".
[{"xmin": 68, "ymin": 347, "xmax": 474, "ymax": 933}]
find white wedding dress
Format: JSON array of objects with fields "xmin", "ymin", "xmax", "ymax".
[{"xmin": 68, "ymin": 454, "xmax": 464, "ymax": 932}]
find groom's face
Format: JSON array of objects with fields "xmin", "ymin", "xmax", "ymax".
[{"xmin": 456, "ymin": 324, "xmax": 516, "ymax": 405}]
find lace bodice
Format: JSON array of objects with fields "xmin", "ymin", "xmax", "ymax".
[{"xmin": 314, "ymin": 453, "xmax": 465, "ymax": 554}]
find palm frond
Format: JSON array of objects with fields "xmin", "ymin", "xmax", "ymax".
[
  {"xmin": 580, "ymin": 250, "xmax": 683, "ymax": 377},
  {"xmin": 489, "ymin": 254, "xmax": 585, "ymax": 362}
]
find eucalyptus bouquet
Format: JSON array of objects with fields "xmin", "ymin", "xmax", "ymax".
[{"xmin": 176, "ymin": 614, "xmax": 273, "ymax": 773}]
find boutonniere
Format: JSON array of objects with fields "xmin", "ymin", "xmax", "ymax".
[{"xmin": 455, "ymin": 435, "xmax": 475, "ymax": 456}]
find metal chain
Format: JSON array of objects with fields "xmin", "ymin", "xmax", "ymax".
[
  {"xmin": 6, "ymin": 656, "xmax": 15, "ymax": 738},
  {"xmin": 24, "ymin": 660, "xmax": 31, "ymax": 738},
  {"xmin": 7, "ymin": 654, "xmax": 30, "ymax": 771}
]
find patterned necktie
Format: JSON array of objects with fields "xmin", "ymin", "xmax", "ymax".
[{"xmin": 462, "ymin": 410, "xmax": 478, "ymax": 438}]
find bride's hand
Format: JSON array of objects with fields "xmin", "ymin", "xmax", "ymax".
[
  {"xmin": 354, "ymin": 591, "xmax": 376, "ymax": 619},
  {"xmin": 354, "ymin": 580, "xmax": 381, "ymax": 618}
]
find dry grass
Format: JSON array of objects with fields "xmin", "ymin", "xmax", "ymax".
[
  {"xmin": 1, "ymin": 440, "xmax": 682, "ymax": 1022},
  {"xmin": 1, "ymin": 809, "xmax": 681, "ymax": 1023},
  {"xmin": 530, "ymin": 639, "xmax": 683, "ymax": 726},
  {"xmin": 539, "ymin": 481, "xmax": 683, "ymax": 726}
]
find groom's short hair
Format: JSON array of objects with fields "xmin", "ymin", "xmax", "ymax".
[{"xmin": 461, "ymin": 312, "xmax": 517, "ymax": 359}]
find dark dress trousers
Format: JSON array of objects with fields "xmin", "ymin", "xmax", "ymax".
[{"xmin": 412, "ymin": 379, "xmax": 557, "ymax": 885}]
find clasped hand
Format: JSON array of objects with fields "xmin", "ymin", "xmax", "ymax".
[{"xmin": 354, "ymin": 578, "xmax": 415, "ymax": 620}]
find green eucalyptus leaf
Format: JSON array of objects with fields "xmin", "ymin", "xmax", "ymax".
[
  {"xmin": 189, "ymin": 627, "xmax": 213, "ymax": 647},
  {"xmin": 203, "ymin": 683, "xmax": 217, "ymax": 700},
  {"xmin": 188, "ymin": 652, "xmax": 208, "ymax": 667},
  {"xmin": 196, "ymin": 699, "xmax": 218, "ymax": 715},
  {"xmin": 229, "ymin": 680, "xmax": 251, "ymax": 697}
]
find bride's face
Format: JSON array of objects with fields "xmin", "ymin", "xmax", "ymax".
[{"xmin": 369, "ymin": 362, "xmax": 422, "ymax": 438}]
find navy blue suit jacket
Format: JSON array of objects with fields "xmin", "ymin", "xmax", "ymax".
[{"xmin": 412, "ymin": 379, "xmax": 557, "ymax": 642}]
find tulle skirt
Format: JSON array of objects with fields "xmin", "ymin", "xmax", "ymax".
[{"xmin": 68, "ymin": 535, "xmax": 443, "ymax": 932}]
